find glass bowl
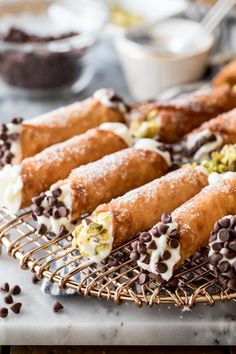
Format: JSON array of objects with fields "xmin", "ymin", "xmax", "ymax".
[{"xmin": 0, "ymin": 0, "xmax": 108, "ymax": 97}]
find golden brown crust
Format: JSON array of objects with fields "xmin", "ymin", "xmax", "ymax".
[
  {"xmin": 69, "ymin": 148, "xmax": 168, "ymax": 220},
  {"xmin": 20, "ymin": 129, "xmax": 127, "ymax": 207},
  {"xmin": 21, "ymin": 98, "xmax": 124, "ymax": 158},
  {"xmin": 94, "ymin": 168, "xmax": 208, "ymax": 248},
  {"xmin": 173, "ymin": 179, "xmax": 236, "ymax": 266},
  {"xmin": 213, "ymin": 59, "xmax": 236, "ymax": 88}
]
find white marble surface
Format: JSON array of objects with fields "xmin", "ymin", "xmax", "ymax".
[{"xmin": 0, "ymin": 249, "xmax": 235, "ymax": 346}]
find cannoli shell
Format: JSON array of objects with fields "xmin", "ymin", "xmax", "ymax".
[
  {"xmin": 21, "ymin": 98, "xmax": 124, "ymax": 158},
  {"xmin": 94, "ymin": 168, "xmax": 208, "ymax": 248},
  {"xmin": 213, "ymin": 59, "xmax": 236, "ymax": 88},
  {"xmin": 68, "ymin": 148, "xmax": 169, "ymax": 220},
  {"xmin": 20, "ymin": 129, "xmax": 127, "ymax": 207}
]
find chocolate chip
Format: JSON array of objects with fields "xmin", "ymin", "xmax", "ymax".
[
  {"xmin": 0, "ymin": 307, "xmax": 8, "ymax": 318},
  {"xmin": 48, "ymin": 232, "xmax": 56, "ymax": 239},
  {"xmin": 219, "ymin": 218, "xmax": 230, "ymax": 229},
  {"xmin": 138, "ymin": 272, "xmax": 149, "ymax": 285},
  {"xmin": 225, "ymin": 250, "xmax": 236, "ymax": 260},
  {"xmin": 58, "ymin": 225, "xmax": 67, "ymax": 236},
  {"xmin": 32, "ymin": 274, "xmax": 40, "ymax": 284},
  {"xmin": 32, "ymin": 194, "xmax": 45, "ymax": 206},
  {"xmin": 156, "ymin": 261, "xmax": 168, "ymax": 274},
  {"xmin": 53, "ymin": 210, "xmax": 60, "ymax": 219},
  {"xmin": 130, "ymin": 250, "xmax": 139, "ymax": 262},
  {"xmin": 139, "ymin": 253, "xmax": 150, "ymax": 264},
  {"xmin": 139, "ymin": 232, "xmax": 151, "ymax": 243},
  {"xmin": 151, "ymin": 226, "xmax": 160, "ymax": 237},
  {"xmin": 3, "ymin": 151, "xmax": 14, "ymax": 164},
  {"xmin": 1, "ymin": 282, "xmax": 9, "ymax": 292},
  {"xmin": 55, "ymin": 201, "xmax": 64, "ymax": 209},
  {"xmin": 227, "ymin": 278, "xmax": 236, "ymax": 291},
  {"xmin": 157, "ymin": 222, "xmax": 169, "ymax": 234},
  {"xmin": 219, "ymin": 276, "xmax": 228, "ymax": 289},
  {"xmin": 47, "ymin": 196, "xmax": 56, "ymax": 207},
  {"xmin": 218, "ymin": 229, "xmax": 230, "ymax": 242},
  {"xmin": 11, "ymin": 117, "xmax": 23, "ymax": 124},
  {"xmin": 148, "ymin": 240, "xmax": 157, "ymax": 250},
  {"xmin": 131, "ymin": 240, "xmax": 138, "ymax": 250},
  {"xmin": 43, "ymin": 210, "xmax": 51, "ymax": 218},
  {"xmin": 1, "ymin": 124, "xmax": 7, "ymax": 133},
  {"xmin": 230, "ymin": 230, "xmax": 236, "ymax": 239},
  {"xmin": 10, "ymin": 285, "xmax": 21, "ymax": 295},
  {"xmin": 4, "ymin": 294, "xmax": 13, "ymax": 304},
  {"xmin": 214, "ymin": 222, "xmax": 221, "ymax": 233},
  {"xmin": 32, "ymin": 205, "xmax": 43, "ymax": 216},
  {"xmin": 219, "ymin": 261, "xmax": 231, "ymax": 273},
  {"xmin": 53, "ymin": 301, "xmax": 64, "ymax": 313},
  {"xmin": 10, "ymin": 302, "xmax": 22, "ymax": 314},
  {"xmin": 229, "ymin": 241, "xmax": 236, "ymax": 251},
  {"xmin": 137, "ymin": 243, "xmax": 147, "ymax": 254},
  {"xmin": 37, "ymin": 223, "xmax": 47, "ymax": 235},
  {"xmin": 169, "ymin": 238, "xmax": 179, "ymax": 249},
  {"xmin": 51, "ymin": 188, "xmax": 62, "ymax": 198},
  {"xmin": 209, "ymin": 232, "xmax": 217, "ymax": 242},
  {"xmin": 162, "ymin": 250, "xmax": 171, "ymax": 260},
  {"xmin": 9, "ymin": 132, "xmax": 20, "ymax": 141},
  {"xmin": 108, "ymin": 257, "xmax": 119, "ymax": 267},
  {"xmin": 161, "ymin": 212, "xmax": 172, "ymax": 224},
  {"xmin": 230, "ymin": 215, "xmax": 236, "ymax": 227},
  {"xmin": 58, "ymin": 207, "xmax": 68, "ymax": 218},
  {"xmin": 212, "ymin": 243, "xmax": 223, "ymax": 252},
  {"xmin": 209, "ymin": 253, "xmax": 223, "ymax": 266}
]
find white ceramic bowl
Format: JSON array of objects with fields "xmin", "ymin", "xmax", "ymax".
[{"xmin": 116, "ymin": 18, "xmax": 214, "ymax": 100}]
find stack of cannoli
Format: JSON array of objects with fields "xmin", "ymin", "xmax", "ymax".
[
  {"xmin": 32, "ymin": 139, "xmax": 171, "ymax": 237},
  {"xmin": 135, "ymin": 179, "xmax": 236, "ymax": 282},
  {"xmin": 129, "ymin": 85, "xmax": 236, "ymax": 143},
  {"xmin": 184, "ymin": 109, "xmax": 236, "ymax": 162},
  {"xmin": 213, "ymin": 59, "xmax": 236, "ymax": 89},
  {"xmin": 0, "ymin": 122, "xmax": 132, "ymax": 213},
  {"xmin": 208, "ymin": 215, "xmax": 236, "ymax": 291},
  {"xmin": 0, "ymin": 88, "xmax": 128, "ymax": 166},
  {"xmin": 72, "ymin": 168, "xmax": 207, "ymax": 263}
]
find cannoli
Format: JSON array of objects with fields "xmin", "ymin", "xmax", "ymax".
[
  {"xmin": 135, "ymin": 179, "xmax": 236, "ymax": 282},
  {"xmin": 184, "ymin": 109, "xmax": 236, "ymax": 162},
  {"xmin": 0, "ymin": 89, "xmax": 128, "ymax": 166},
  {"xmin": 72, "ymin": 168, "xmax": 208, "ymax": 263},
  {"xmin": 213, "ymin": 59, "xmax": 236, "ymax": 88},
  {"xmin": 208, "ymin": 215, "xmax": 236, "ymax": 291},
  {"xmin": 129, "ymin": 85, "xmax": 236, "ymax": 143},
  {"xmin": 0, "ymin": 123, "xmax": 130, "ymax": 213},
  {"xmin": 32, "ymin": 139, "xmax": 171, "ymax": 237}
]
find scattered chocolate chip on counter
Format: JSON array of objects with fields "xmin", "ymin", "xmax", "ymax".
[
  {"xmin": 53, "ymin": 301, "xmax": 64, "ymax": 313},
  {"xmin": 10, "ymin": 285, "xmax": 21, "ymax": 295},
  {"xmin": 4, "ymin": 294, "xmax": 13, "ymax": 304},
  {"xmin": 0, "ymin": 282, "xmax": 10, "ymax": 292},
  {"xmin": 0, "ymin": 307, "xmax": 8, "ymax": 318},
  {"xmin": 10, "ymin": 302, "xmax": 22, "ymax": 314}
]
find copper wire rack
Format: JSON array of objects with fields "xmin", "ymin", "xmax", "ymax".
[{"xmin": 0, "ymin": 207, "xmax": 235, "ymax": 308}]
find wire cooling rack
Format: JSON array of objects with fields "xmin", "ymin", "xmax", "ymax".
[{"xmin": 0, "ymin": 207, "xmax": 235, "ymax": 308}]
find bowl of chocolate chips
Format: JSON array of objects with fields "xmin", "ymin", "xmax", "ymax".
[{"xmin": 0, "ymin": 0, "xmax": 108, "ymax": 96}]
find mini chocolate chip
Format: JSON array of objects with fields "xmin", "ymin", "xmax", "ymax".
[
  {"xmin": 230, "ymin": 215, "xmax": 236, "ymax": 227},
  {"xmin": 139, "ymin": 253, "xmax": 150, "ymax": 264},
  {"xmin": 1, "ymin": 124, "xmax": 7, "ymax": 133},
  {"xmin": 137, "ymin": 243, "xmax": 147, "ymax": 254},
  {"xmin": 138, "ymin": 273, "xmax": 149, "ymax": 285},
  {"xmin": 37, "ymin": 223, "xmax": 47, "ymax": 235},
  {"xmin": 161, "ymin": 212, "xmax": 172, "ymax": 224},
  {"xmin": 214, "ymin": 222, "xmax": 221, "ymax": 233},
  {"xmin": 108, "ymin": 257, "xmax": 119, "ymax": 267},
  {"xmin": 230, "ymin": 230, "xmax": 236, "ymax": 239},
  {"xmin": 48, "ymin": 232, "xmax": 56, "ymax": 239},
  {"xmin": 51, "ymin": 188, "xmax": 62, "ymax": 198},
  {"xmin": 4, "ymin": 294, "xmax": 13, "ymax": 304},
  {"xmin": 157, "ymin": 222, "xmax": 169, "ymax": 234},
  {"xmin": 10, "ymin": 285, "xmax": 21, "ymax": 296},
  {"xmin": 156, "ymin": 261, "xmax": 168, "ymax": 274},
  {"xmin": 229, "ymin": 241, "xmax": 236, "ymax": 251},
  {"xmin": 43, "ymin": 210, "xmax": 51, "ymax": 218},
  {"xmin": 131, "ymin": 240, "xmax": 138, "ymax": 250},
  {"xmin": 151, "ymin": 226, "xmax": 160, "ymax": 237},
  {"xmin": 1, "ymin": 282, "xmax": 9, "ymax": 292},
  {"xmin": 0, "ymin": 307, "xmax": 8, "ymax": 318},
  {"xmin": 139, "ymin": 232, "xmax": 151, "ymax": 243},
  {"xmin": 227, "ymin": 278, "xmax": 236, "ymax": 291},
  {"xmin": 219, "ymin": 276, "xmax": 228, "ymax": 289},
  {"xmin": 162, "ymin": 250, "xmax": 171, "ymax": 260},
  {"xmin": 219, "ymin": 261, "xmax": 231, "ymax": 273},
  {"xmin": 10, "ymin": 302, "xmax": 22, "ymax": 314},
  {"xmin": 32, "ymin": 195, "xmax": 44, "ymax": 206},
  {"xmin": 11, "ymin": 117, "xmax": 23, "ymax": 124},
  {"xmin": 209, "ymin": 253, "xmax": 223, "ymax": 266},
  {"xmin": 148, "ymin": 240, "xmax": 157, "ymax": 250},
  {"xmin": 53, "ymin": 301, "xmax": 64, "ymax": 313},
  {"xmin": 219, "ymin": 218, "xmax": 230, "ymax": 229},
  {"xmin": 55, "ymin": 201, "xmax": 64, "ymax": 209},
  {"xmin": 218, "ymin": 229, "xmax": 230, "ymax": 242},
  {"xmin": 130, "ymin": 251, "xmax": 140, "ymax": 262},
  {"xmin": 58, "ymin": 207, "xmax": 67, "ymax": 218},
  {"xmin": 3, "ymin": 151, "xmax": 14, "ymax": 164},
  {"xmin": 53, "ymin": 210, "xmax": 60, "ymax": 219},
  {"xmin": 9, "ymin": 132, "xmax": 20, "ymax": 141},
  {"xmin": 58, "ymin": 225, "xmax": 67, "ymax": 236},
  {"xmin": 31, "ymin": 213, "xmax": 37, "ymax": 221},
  {"xmin": 209, "ymin": 232, "xmax": 217, "ymax": 243},
  {"xmin": 47, "ymin": 196, "xmax": 56, "ymax": 207},
  {"xmin": 169, "ymin": 229, "xmax": 179, "ymax": 238},
  {"xmin": 233, "ymin": 261, "xmax": 236, "ymax": 272},
  {"xmin": 32, "ymin": 205, "xmax": 43, "ymax": 216},
  {"xmin": 32, "ymin": 274, "xmax": 40, "ymax": 284},
  {"xmin": 212, "ymin": 266, "xmax": 219, "ymax": 277},
  {"xmin": 169, "ymin": 238, "xmax": 179, "ymax": 249},
  {"xmin": 0, "ymin": 133, "xmax": 7, "ymax": 141},
  {"xmin": 225, "ymin": 250, "xmax": 236, "ymax": 260},
  {"xmin": 212, "ymin": 243, "xmax": 223, "ymax": 252}
]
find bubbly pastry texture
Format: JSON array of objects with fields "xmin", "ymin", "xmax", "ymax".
[
  {"xmin": 72, "ymin": 212, "xmax": 113, "ymax": 263},
  {"xmin": 99, "ymin": 122, "xmax": 133, "ymax": 146},
  {"xmin": 134, "ymin": 138, "xmax": 171, "ymax": 167},
  {"xmin": 0, "ymin": 164, "xmax": 23, "ymax": 213}
]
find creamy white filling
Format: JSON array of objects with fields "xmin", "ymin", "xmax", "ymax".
[
  {"xmin": 209, "ymin": 216, "xmax": 236, "ymax": 273},
  {"xmin": 0, "ymin": 123, "xmax": 22, "ymax": 164},
  {"xmin": 93, "ymin": 88, "xmax": 127, "ymax": 113},
  {"xmin": 208, "ymin": 171, "xmax": 236, "ymax": 185},
  {"xmin": 99, "ymin": 122, "xmax": 133, "ymax": 147},
  {"xmin": 186, "ymin": 129, "xmax": 223, "ymax": 162},
  {"xmin": 134, "ymin": 138, "xmax": 171, "ymax": 167},
  {"xmin": 36, "ymin": 184, "xmax": 72, "ymax": 235},
  {"xmin": 72, "ymin": 212, "xmax": 113, "ymax": 263},
  {"xmin": 0, "ymin": 164, "xmax": 23, "ymax": 213},
  {"xmin": 137, "ymin": 221, "xmax": 181, "ymax": 281}
]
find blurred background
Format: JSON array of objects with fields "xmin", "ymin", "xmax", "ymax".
[{"xmin": 0, "ymin": 0, "xmax": 235, "ymax": 120}]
